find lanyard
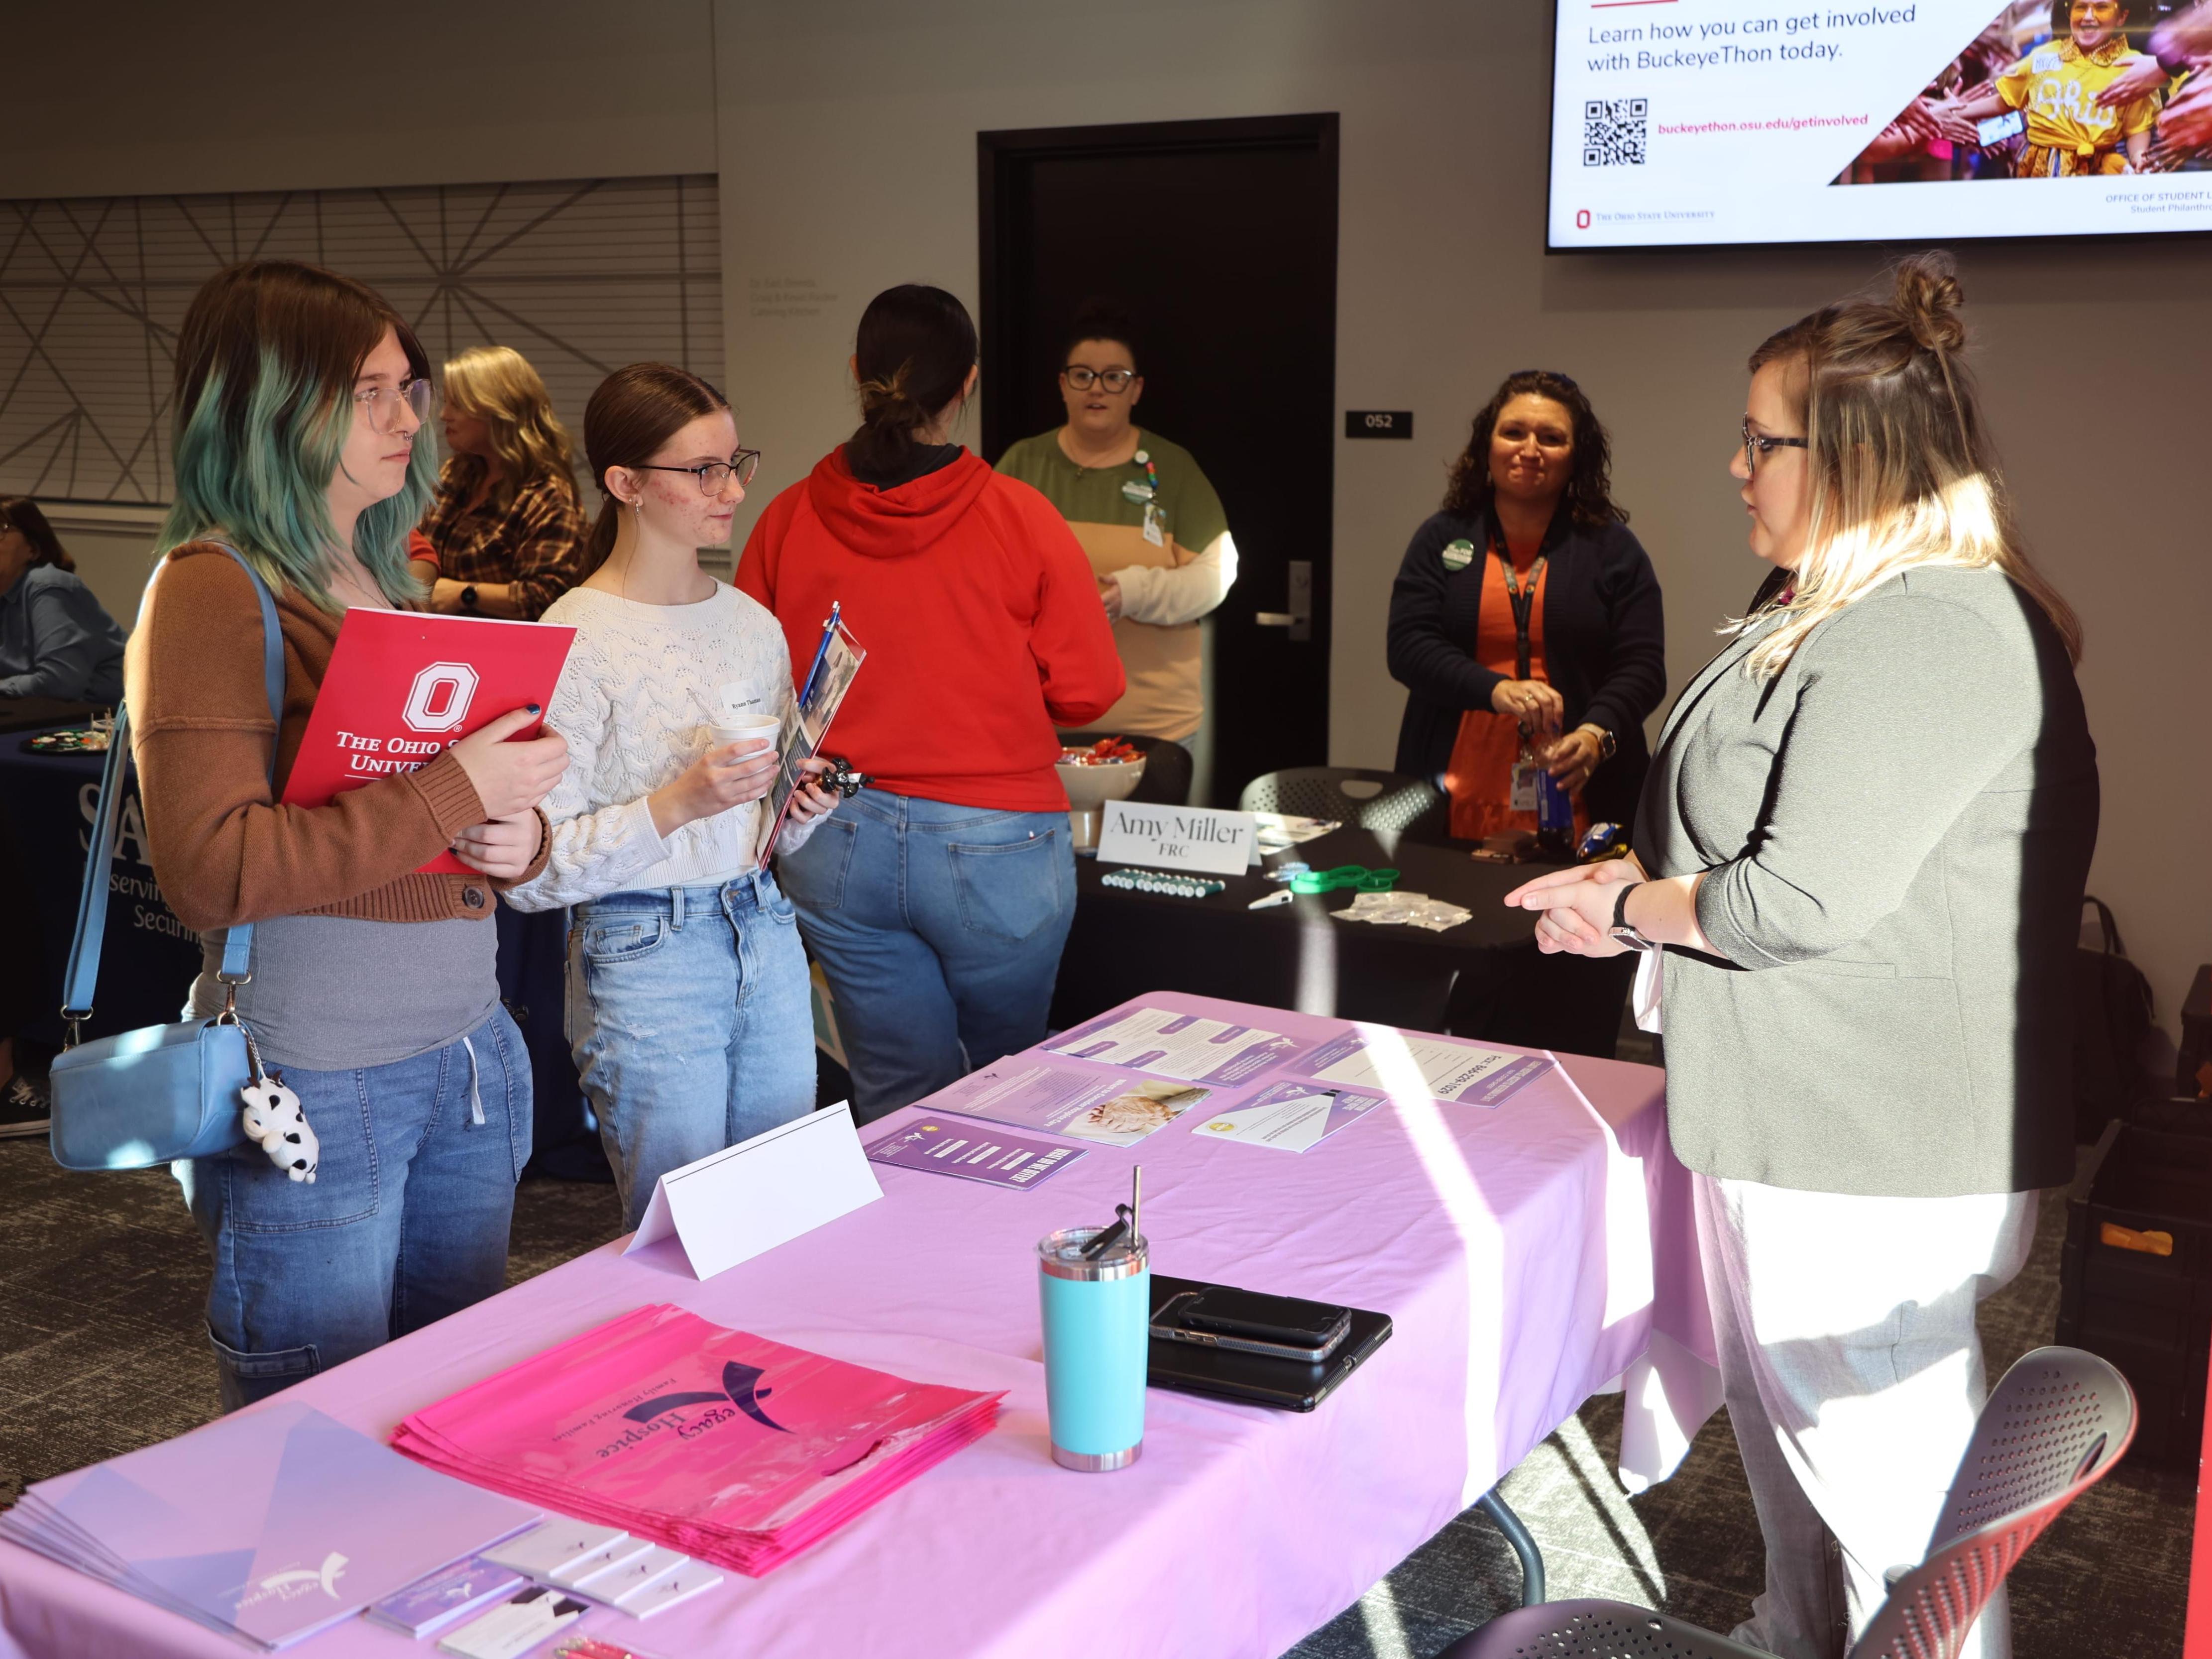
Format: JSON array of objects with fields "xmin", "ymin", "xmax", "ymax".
[{"xmin": 1493, "ymin": 539, "xmax": 1546, "ymax": 682}]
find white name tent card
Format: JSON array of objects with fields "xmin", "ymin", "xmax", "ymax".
[
  {"xmin": 625, "ymin": 1102, "xmax": 883, "ymax": 1279},
  {"xmin": 1096, "ymin": 800, "xmax": 1257, "ymax": 876}
]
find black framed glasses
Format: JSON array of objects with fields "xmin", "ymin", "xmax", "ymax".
[
  {"xmin": 353, "ymin": 377, "xmax": 432, "ymax": 434},
  {"xmin": 1742, "ymin": 419, "xmax": 1807, "ymax": 479},
  {"xmin": 1062, "ymin": 366, "xmax": 1137, "ymax": 393},
  {"xmin": 635, "ymin": 448, "xmax": 762, "ymax": 493}
]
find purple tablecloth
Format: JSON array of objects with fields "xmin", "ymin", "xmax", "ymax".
[{"xmin": 0, "ymin": 992, "xmax": 1719, "ymax": 1659}]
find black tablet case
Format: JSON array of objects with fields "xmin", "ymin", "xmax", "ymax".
[{"xmin": 1146, "ymin": 1274, "xmax": 1393, "ymax": 1412}]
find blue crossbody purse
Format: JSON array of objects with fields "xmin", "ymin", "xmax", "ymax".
[{"xmin": 48, "ymin": 546, "xmax": 284, "ymax": 1171}]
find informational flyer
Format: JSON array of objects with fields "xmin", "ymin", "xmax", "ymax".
[
  {"xmin": 1189, "ymin": 1083, "xmax": 1386, "ymax": 1154},
  {"xmin": 864, "ymin": 1119, "xmax": 1088, "ymax": 1189},
  {"xmin": 1047, "ymin": 1006, "xmax": 1302, "ymax": 1086},
  {"xmin": 1300, "ymin": 1032, "xmax": 1553, "ymax": 1109},
  {"xmin": 929, "ymin": 1060, "xmax": 1212, "ymax": 1148},
  {"xmin": 1549, "ymin": 0, "xmax": 2212, "ymax": 248}
]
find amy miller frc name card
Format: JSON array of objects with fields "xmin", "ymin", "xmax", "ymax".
[{"xmin": 1096, "ymin": 799, "xmax": 1257, "ymax": 876}]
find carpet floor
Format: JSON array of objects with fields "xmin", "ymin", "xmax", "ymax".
[{"xmin": 0, "ymin": 1139, "xmax": 2191, "ymax": 1656}]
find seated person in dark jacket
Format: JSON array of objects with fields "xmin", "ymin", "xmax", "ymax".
[
  {"xmin": 1387, "ymin": 371, "xmax": 1664, "ymax": 840},
  {"xmin": 0, "ymin": 497, "xmax": 126, "ymax": 705}
]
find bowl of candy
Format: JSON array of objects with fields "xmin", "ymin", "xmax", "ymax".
[{"xmin": 1056, "ymin": 737, "xmax": 1147, "ymax": 851}]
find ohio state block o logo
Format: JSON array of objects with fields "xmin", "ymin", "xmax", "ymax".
[{"xmin": 402, "ymin": 662, "xmax": 479, "ymax": 733}]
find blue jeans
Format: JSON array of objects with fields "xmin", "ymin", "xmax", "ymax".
[
  {"xmin": 176, "ymin": 1007, "xmax": 531, "ymax": 1411},
  {"xmin": 776, "ymin": 789, "xmax": 1075, "ymax": 1122},
  {"xmin": 565, "ymin": 872, "xmax": 815, "ymax": 1231}
]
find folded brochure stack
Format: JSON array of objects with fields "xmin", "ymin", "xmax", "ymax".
[
  {"xmin": 0, "ymin": 1403, "xmax": 538, "ymax": 1649},
  {"xmin": 393, "ymin": 1305, "xmax": 1002, "ymax": 1576}
]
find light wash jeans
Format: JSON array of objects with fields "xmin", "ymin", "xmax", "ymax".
[
  {"xmin": 776, "ymin": 788, "xmax": 1075, "ymax": 1123},
  {"xmin": 176, "ymin": 1007, "xmax": 530, "ymax": 1411},
  {"xmin": 564, "ymin": 872, "xmax": 815, "ymax": 1230}
]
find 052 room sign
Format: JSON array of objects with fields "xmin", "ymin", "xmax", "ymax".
[{"xmin": 1095, "ymin": 801, "xmax": 1257, "ymax": 876}]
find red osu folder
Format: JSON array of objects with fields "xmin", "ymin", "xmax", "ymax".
[{"xmin": 280, "ymin": 609, "xmax": 576, "ymax": 874}]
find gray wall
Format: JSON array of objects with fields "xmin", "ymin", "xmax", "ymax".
[{"xmin": 9, "ymin": 0, "xmax": 2204, "ymax": 1038}]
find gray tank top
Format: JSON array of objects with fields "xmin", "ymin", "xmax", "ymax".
[{"xmin": 190, "ymin": 914, "xmax": 499, "ymax": 1073}]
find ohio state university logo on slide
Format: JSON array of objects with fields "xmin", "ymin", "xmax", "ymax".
[{"xmin": 401, "ymin": 662, "xmax": 479, "ymax": 733}]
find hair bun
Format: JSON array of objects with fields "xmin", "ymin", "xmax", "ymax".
[{"xmin": 1893, "ymin": 252, "xmax": 1967, "ymax": 354}]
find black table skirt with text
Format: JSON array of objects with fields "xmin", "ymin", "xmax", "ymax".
[
  {"xmin": 1051, "ymin": 827, "xmax": 1635, "ymax": 1060},
  {"xmin": 0, "ymin": 726, "xmax": 605, "ymax": 1178}
]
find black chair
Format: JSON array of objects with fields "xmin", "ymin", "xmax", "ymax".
[
  {"xmin": 1239, "ymin": 767, "xmax": 1447, "ymax": 841},
  {"xmin": 1440, "ymin": 1345, "xmax": 2137, "ymax": 1659},
  {"xmin": 1059, "ymin": 730, "xmax": 1192, "ymax": 806}
]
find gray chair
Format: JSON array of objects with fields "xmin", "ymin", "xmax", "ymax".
[
  {"xmin": 1239, "ymin": 767, "xmax": 1447, "ymax": 840},
  {"xmin": 1440, "ymin": 1345, "xmax": 2136, "ymax": 1659}
]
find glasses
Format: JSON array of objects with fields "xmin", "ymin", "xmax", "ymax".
[
  {"xmin": 1741, "ymin": 419, "xmax": 1808, "ymax": 479},
  {"xmin": 1063, "ymin": 366, "xmax": 1137, "ymax": 393},
  {"xmin": 354, "ymin": 377, "xmax": 433, "ymax": 434},
  {"xmin": 635, "ymin": 448, "xmax": 762, "ymax": 494}
]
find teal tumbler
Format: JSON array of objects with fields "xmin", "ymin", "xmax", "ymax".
[{"xmin": 1037, "ymin": 1225, "xmax": 1150, "ymax": 1471}]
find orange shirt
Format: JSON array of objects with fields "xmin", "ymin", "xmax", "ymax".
[{"xmin": 1441, "ymin": 550, "xmax": 1588, "ymax": 842}]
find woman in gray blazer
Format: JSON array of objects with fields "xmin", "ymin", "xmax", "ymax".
[{"xmin": 1508, "ymin": 254, "xmax": 2094, "ymax": 1659}]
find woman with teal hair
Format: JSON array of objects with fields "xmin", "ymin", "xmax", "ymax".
[{"xmin": 124, "ymin": 260, "xmax": 569, "ymax": 1408}]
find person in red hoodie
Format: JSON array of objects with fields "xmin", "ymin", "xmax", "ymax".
[{"xmin": 738, "ymin": 285, "xmax": 1123, "ymax": 1120}]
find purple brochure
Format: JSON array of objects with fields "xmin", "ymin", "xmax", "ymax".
[
  {"xmin": 866, "ymin": 1118, "xmax": 1089, "ymax": 1189},
  {"xmin": 1300, "ymin": 1030, "xmax": 1555, "ymax": 1108},
  {"xmin": 926, "ymin": 1059, "xmax": 1212, "ymax": 1148},
  {"xmin": 1045, "ymin": 1005, "xmax": 1303, "ymax": 1085},
  {"xmin": 368, "ymin": 1555, "xmax": 528, "ymax": 1637},
  {"xmin": 5, "ymin": 1403, "xmax": 538, "ymax": 1648},
  {"xmin": 1187, "ymin": 1082, "xmax": 1387, "ymax": 1153}
]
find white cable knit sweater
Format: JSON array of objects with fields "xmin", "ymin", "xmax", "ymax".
[{"xmin": 504, "ymin": 581, "xmax": 819, "ymax": 911}]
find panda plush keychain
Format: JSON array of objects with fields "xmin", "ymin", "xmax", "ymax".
[{"xmin": 238, "ymin": 1022, "xmax": 319, "ymax": 1183}]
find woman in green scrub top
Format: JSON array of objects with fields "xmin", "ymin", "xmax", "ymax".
[{"xmin": 995, "ymin": 303, "xmax": 1235, "ymax": 803}]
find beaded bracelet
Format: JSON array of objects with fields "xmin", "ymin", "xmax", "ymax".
[{"xmin": 1102, "ymin": 867, "xmax": 1226, "ymax": 900}]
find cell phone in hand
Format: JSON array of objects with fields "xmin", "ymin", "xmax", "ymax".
[
  {"xmin": 1976, "ymin": 110, "xmax": 2024, "ymax": 147},
  {"xmin": 1150, "ymin": 1286, "xmax": 1352, "ymax": 1363}
]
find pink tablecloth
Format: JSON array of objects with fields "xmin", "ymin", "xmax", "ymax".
[{"xmin": 0, "ymin": 992, "xmax": 1719, "ymax": 1659}]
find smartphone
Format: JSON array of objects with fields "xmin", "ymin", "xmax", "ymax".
[
  {"xmin": 1150, "ymin": 1287, "xmax": 1352, "ymax": 1363},
  {"xmin": 1976, "ymin": 110, "xmax": 2024, "ymax": 147}
]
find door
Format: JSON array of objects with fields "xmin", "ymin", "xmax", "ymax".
[{"xmin": 979, "ymin": 114, "xmax": 1338, "ymax": 806}]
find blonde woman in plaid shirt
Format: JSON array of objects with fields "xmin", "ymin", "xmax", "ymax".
[{"xmin": 412, "ymin": 344, "xmax": 586, "ymax": 619}]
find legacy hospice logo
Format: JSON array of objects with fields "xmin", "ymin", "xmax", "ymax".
[
  {"xmin": 594, "ymin": 1361, "xmax": 791, "ymax": 1458},
  {"xmin": 240, "ymin": 1550, "xmax": 348, "ymax": 1607}
]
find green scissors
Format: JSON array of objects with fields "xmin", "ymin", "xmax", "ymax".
[{"xmin": 1288, "ymin": 864, "xmax": 1400, "ymax": 894}]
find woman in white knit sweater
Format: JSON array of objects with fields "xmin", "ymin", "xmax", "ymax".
[{"xmin": 507, "ymin": 364, "xmax": 838, "ymax": 1228}]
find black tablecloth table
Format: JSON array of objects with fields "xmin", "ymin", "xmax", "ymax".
[
  {"xmin": 0, "ymin": 728, "xmax": 199, "ymax": 1049},
  {"xmin": 1051, "ymin": 827, "xmax": 1635, "ymax": 1059}
]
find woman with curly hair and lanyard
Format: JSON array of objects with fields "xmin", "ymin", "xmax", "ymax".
[{"xmin": 1387, "ymin": 369, "xmax": 1666, "ymax": 844}]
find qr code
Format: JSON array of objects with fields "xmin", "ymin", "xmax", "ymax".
[{"xmin": 1583, "ymin": 98, "xmax": 1648, "ymax": 166}]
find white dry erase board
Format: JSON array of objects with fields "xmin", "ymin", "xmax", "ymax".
[{"xmin": 1095, "ymin": 800, "xmax": 1257, "ymax": 877}]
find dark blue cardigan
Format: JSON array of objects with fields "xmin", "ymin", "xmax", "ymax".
[{"xmin": 1387, "ymin": 506, "xmax": 1666, "ymax": 833}]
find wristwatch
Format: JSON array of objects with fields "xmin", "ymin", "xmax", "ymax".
[
  {"xmin": 1578, "ymin": 722, "xmax": 1618, "ymax": 762},
  {"xmin": 459, "ymin": 584, "xmax": 479, "ymax": 613},
  {"xmin": 1609, "ymin": 882, "xmax": 1656, "ymax": 949}
]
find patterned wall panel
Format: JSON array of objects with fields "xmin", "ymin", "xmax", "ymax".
[{"xmin": 0, "ymin": 174, "xmax": 721, "ymax": 507}]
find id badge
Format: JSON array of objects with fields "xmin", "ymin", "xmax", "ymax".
[
  {"xmin": 1142, "ymin": 503, "xmax": 1165, "ymax": 548},
  {"xmin": 1510, "ymin": 761, "xmax": 1541, "ymax": 813}
]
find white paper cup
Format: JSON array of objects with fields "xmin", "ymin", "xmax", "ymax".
[{"xmin": 708, "ymin": 714, "xmax": 780, "ymax": 759}]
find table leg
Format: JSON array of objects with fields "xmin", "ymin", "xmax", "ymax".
[{"xmin": 1475, "ymin": 1489, "xmax": 1545, "ymax": 1607}]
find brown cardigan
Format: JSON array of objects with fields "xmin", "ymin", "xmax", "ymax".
[{"xmin": 124, "ymin": 541, "xmax": 549, "ymax": 931}]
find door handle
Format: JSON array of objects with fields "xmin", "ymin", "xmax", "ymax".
[{"xmin": 1253, "ymin": 560, "xmax": 1312, "ymax": 642}]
